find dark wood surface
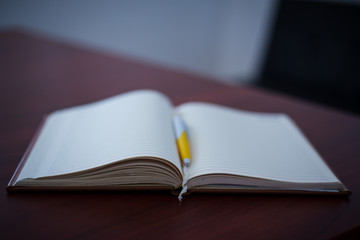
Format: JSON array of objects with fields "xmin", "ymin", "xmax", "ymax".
[{"xmin": 1, "ymin": 30, "xmax": 360, "ymax": 239}]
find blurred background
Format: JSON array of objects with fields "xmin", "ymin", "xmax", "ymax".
[{"xmin": 0, "ymin": 0, "xmax": 359, "ymax": 114}]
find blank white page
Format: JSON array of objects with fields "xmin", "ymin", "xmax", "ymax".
[
  {"xmin": 176, "ymin": 103, "xmax": 339, "ymax": 183},
  {"xmin": 18, "ymin": 90, "xmax": 181, "ymax": 180}
]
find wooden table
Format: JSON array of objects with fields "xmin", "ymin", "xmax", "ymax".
[{"xmin": 1, "ymin": 31, "xmax": 360, "ymax": 239}]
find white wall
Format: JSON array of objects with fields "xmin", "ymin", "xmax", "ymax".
[{"xmin": 0, "ymin": 0, "xmax": 278, "ymax": 84}]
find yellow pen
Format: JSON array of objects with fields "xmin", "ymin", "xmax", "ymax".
[
  {"xmin": 173, "ymin": 115, "xmax": 191, "ymax": 166},
  {"xmin": 173, "ymin": 114, "xmax": 191, "ymax": 201}
]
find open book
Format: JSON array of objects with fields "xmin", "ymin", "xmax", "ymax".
[{"xmin": 7, "ymin": 90, "xmax": 350, "ymax": 197}]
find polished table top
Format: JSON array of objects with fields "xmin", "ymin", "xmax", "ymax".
[{"xmin": 1, "ymin": 31, "xmax": 360, "ymax": 239}]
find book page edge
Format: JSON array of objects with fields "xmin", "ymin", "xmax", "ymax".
[
  {"xmin": 7, "ymin": 115, "xmax": 48, "ymax": 192},
  {"xmin": 188, "ymin": 187, "xmax": 351, "ymax": 196}
]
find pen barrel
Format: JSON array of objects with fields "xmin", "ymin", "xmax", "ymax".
[{"xmin": 176, "ymin": 131, "xmax": 191, "ymax": 164}]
